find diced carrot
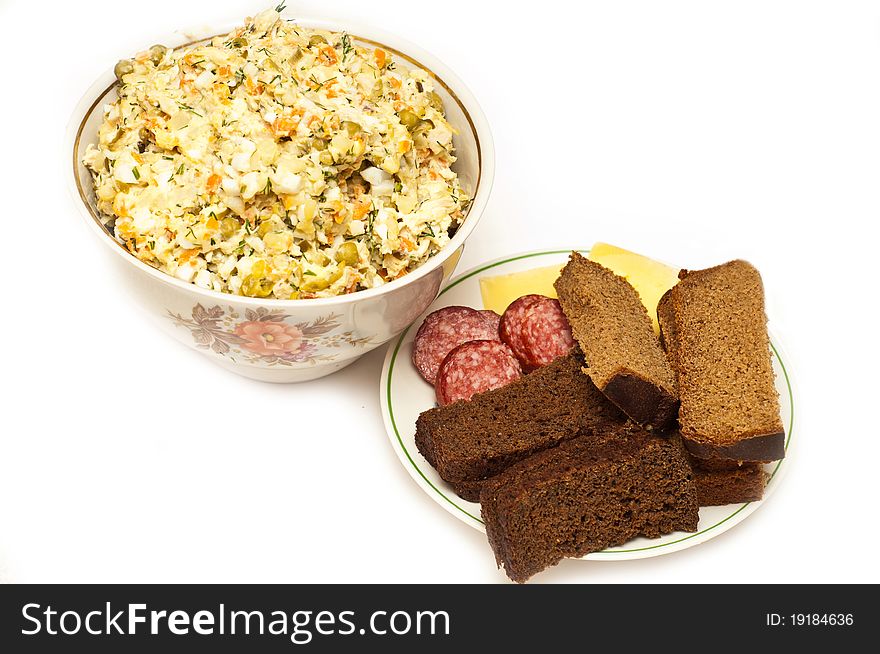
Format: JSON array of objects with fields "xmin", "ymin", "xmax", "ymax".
[
  {"xmin": 114, "ymin": 201, "xmax": 130, "ymax": 219},
  {"xmin": 217, "ymin": 65, "xmax": 231, "ymax": 78},
  {"xmin": 178, "ymin": 248, "xmax": 200, "ymax": 263},
  {"xmin": 398, "ymin": 139, "xmax": 411, "ymax": 154},
  {"xmin": 213, "ymin": 83, "xmax": 231, "ymax": 104},
  {"xmin": 388, "ymin": 78, "xmax": 401, "ymax": 90},
  {"xmin": 272, "ymin": 115, "xmax": 299, "ymax": 136},
  {"xmin": 374, "ymin": 48, "xmax": 386, "ymax": 68},
  {"xmin": 319, "ymin": 45, "xmax": 338, "ymax": 65},
  {"xmin": 206, "ymin": 215, "xmax": 219, "ymax": 230},
  {"xmin": 206, "ymin": 173, "xmax": 222, "ymax": 193},
  {"xmin": 352, "ymin": 201, "xmax": 371, "ymax": 220},
  {"xmin": 245, "ymin": 77, "xmax": 264, "ymax": 94}
]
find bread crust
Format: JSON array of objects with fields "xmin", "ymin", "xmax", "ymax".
[
  {"xmin": 684, "ymin": 431, "xmax": 785, "ymax": 462},
  {"xmin": 601, "ymin": 371, "xmax": 678, "ymax": 431}
]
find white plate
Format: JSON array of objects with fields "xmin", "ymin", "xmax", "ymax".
[{"xmin": 380, "ymin": 249, "xmax": 795, "ymax": 560}]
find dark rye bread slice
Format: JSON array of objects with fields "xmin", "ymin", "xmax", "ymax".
[
  {"xmin": 661, "ymin": 286, "xmax": 775, "ymax": 482},
  {"xmin": 481, "ymin": 426, "xmax": 698, "ymax": 583},
  {"xmin": 663, "ymin": 292, "xmax": 771, "ymax": 507},
  {"xmin": 450, "ymin": 416, "xmax": 664, "ymax": 502},
  {"xmin": 450, "ymin": 478, "xmax": 486, "ymax": 503},
  {"xmin": 415, "ymin": 350, "xmax": 626, "ymax": 486},
  {"xmin": 659, "ymin": 260, "xmax": 785, "ymax": 462},
  {"xmin": 689, "ymin": 455, "xmax": 766, "ymax": 506},
  {"xmin": 554, "ymin": 252, "xmax": 678, "ymax": 430}
]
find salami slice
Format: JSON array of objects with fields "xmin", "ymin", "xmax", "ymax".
[
  {"xmin": 499, "ymin": 295, "xmax": 547, "ymax": 370},
  {"xmin": 478, "ymin": 309, "xmax": 502, "ymax": 337},
  {"xmin": 520, "ymin": 298, "xmax": 575, "ymax": 368},
  {"xmin": 500, "ymin": 295, "xmax": 574, "ymax": 370},
  {"xmin": 412, "ymin": 306, "xmax": 501, "ymax": 384},
  {"xmin": 435, "ymin": 340, "xmax": 522, "ymax": 406}
]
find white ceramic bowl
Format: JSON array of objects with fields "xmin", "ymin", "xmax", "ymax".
[{"xmin": 67, "ymin": 16, "xmax": 494, "ymax": 382}]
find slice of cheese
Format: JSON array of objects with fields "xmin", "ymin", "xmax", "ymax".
[
  {"xmin": 479, "ymin": 264, "xmax": 564, "ymax": 315},
  {"xmin": 588, "ymin": 242, "xmax": 680, "ymax": 334}
]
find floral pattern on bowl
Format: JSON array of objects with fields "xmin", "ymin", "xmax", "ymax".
[{"xmin": 168, "ymin": 304, "xmax": 374, "ymax": 367}]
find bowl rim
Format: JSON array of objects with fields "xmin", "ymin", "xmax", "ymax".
[{"xmin": 66, "ymin": 15, "xmax": 495, "ymax": 308}]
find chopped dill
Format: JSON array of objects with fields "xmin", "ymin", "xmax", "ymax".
[
  {"xmin": 340, "ymin": 34, "xmax": 353, "ymax": 62},
  {"xmin": 178, "ymin": 102, "xmax": 203, "ymax": 117}
]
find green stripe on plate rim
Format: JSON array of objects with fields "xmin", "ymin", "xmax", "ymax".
[{"xmin": 386, "ymin": 249, "xmax": 795, "ymax": 552}]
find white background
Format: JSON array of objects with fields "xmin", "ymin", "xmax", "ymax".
[{"xmin": 1, "ymin": 0, "xmax": 878, "ymax": 584}]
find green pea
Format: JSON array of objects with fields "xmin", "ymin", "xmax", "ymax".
[
  {"xmin": 398, "ymin": 110, "xmax": 419, "ymax": 130},
  {"xmin": 149, "ymin": 44, "xmax": 167, "ymax": 65},
  {"xmin": 334, "ymin": 241, "xmax": 359, "ymax": 266},
  {"xmin": 428, "ymin": 91, "xmax": 443, "ymax": 111},
  {"xmin": 241, "ymin": 275, "xmax": 274, "ymax": 298},
  {"xmin": 309, "ymin": 34, "xmax": 328, "ymax": 47},
  {"xmin": 114, "ymin": 59, "xmax": 134, "ymax": 80},
  {"xmin": 220, "ymin": 217, "xmax": 240, "ymax": 238}
]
